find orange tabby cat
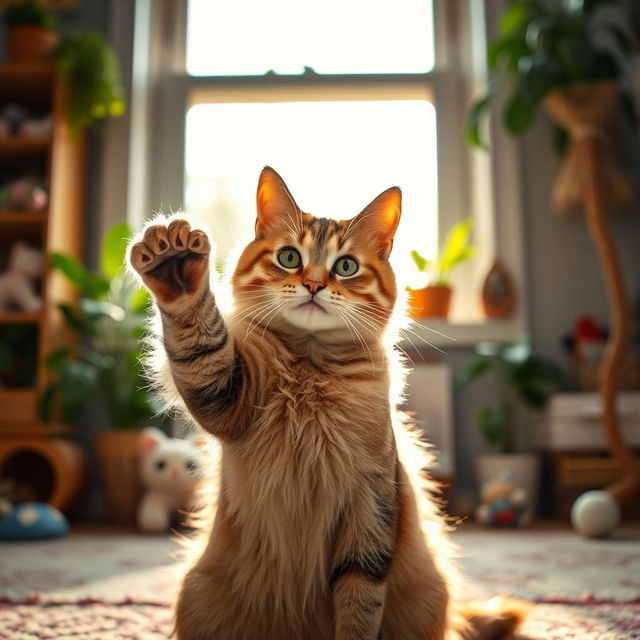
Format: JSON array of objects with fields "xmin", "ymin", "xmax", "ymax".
[{"xmin": 129, "ymin": 167, "xmax": 527, "ymax": 639}]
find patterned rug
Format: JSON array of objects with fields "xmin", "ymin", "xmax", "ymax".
[{"xmin": 0, "ymin": 527, "xmax": 638, "ymax": 639}]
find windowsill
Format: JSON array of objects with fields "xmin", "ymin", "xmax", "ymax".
[{"xmin": 401, "ymin": 315, "xmax": 526, "ymax": 351}]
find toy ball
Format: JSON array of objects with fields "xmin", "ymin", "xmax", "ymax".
[
  {"xmin": 0, "ymin": 502, "xmax": 69, "ymax": 541},
  {"xmin": 571, "ymin": 490, "xmax": 620, "ymax": 538}
]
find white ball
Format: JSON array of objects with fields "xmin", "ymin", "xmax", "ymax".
[{"xmin": 571, "ymin": 490, "xmax": 620, "ymax": 538}]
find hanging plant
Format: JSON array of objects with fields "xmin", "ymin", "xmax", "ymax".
[
  {"xmin": 53, "ymin": 31, "xmax": 126, "ymax": 135},
  {"xmin": 466, "ymin": 0, "xmax": 637, "ymax": 151}
]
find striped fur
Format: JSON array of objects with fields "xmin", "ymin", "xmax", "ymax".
[{"xmin": 129, "ymin": 168, "xmax": 526, "ymax": 639}]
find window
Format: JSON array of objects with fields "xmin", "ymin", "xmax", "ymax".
[
  {"xmin": 182, "ymin": 0, "xmax": 440, "ymax": 284},
  {"xmin": 186, "ymin": 0, "xmax": 434, "ymax": 76},
  {"xmin": 126, "ymin": 0, "xmax": 527, "ymax": 341}
]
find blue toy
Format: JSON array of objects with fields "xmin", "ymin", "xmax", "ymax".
[{"xmin": 0, "ymin": 502, "xmax": 69, "ymax": 541}]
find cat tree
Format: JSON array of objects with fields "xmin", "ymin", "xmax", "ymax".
[{"xmin": 544, "ymin": 81, "xmax": 640, "ymax": 537}]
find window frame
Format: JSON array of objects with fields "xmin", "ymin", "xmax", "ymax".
[{"xmin": 102, "ymin": 0, "xmax": 527, "ymax": 347}]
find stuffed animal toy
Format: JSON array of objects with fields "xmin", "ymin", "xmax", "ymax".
[
  {"xmin": 0, "ymin": 178, "xmax": 48, "ymax": 211},
  {"xmin": 0, "ymin": 242, "xmax": 43, "ymax": 313},
  {"xmin": 475, "ymin": 471, "xmax": 530, "ymax": 528},
  {"xmin": 137, "ymin": 427, "xmax": 208, "ymax": 533}
]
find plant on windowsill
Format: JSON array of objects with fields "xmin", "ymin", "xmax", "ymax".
[
  {"xmin": 4, "ymin": 0, "xmax": 58, "ymax": 63},
  {"xmin": 456, "ymin": 338, "xmax": 566, "ymax": 512},
  {"xmin": 39, "ymin": 223, "xmax": 161, "ymax": 524},
  {"xmin": 407, "ymin": 217, "xmax": 476, "ymax": 320}
]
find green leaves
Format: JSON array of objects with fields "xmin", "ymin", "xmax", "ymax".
[
  {"xmin": 5, "ymin": 0, "xmax": 57, "ymax": 30},
  {"xmin": 437, "ymin": 218, "xmax": 476, "ymax": 284},
  {"xmin": 456, "ymin": 337, "xmax": 567, "ymax": 452},
  {"xmin": 466, "ymin": 0, "xmax": 630, "ymax": 150},
  {"xmin": 53, "ymin": 32, "xmax": 126, "ymax": 135},
  {"xmin": 409, "ymin": 250, "xmax": 430, "ymax": 273},
  {"xmin": 478, "ymin": 407, "xmax": 509, "ymax": 448},
  {"xmin": 42, "ymin": 223, "xmax": 155, "ymax": 429},
  {"xmin": 455, "ymin": 359, "xmax": 491, "ymax": 388},
  {"xmin": 39, "ymin": 361, "xmax": 100, "ymax": 425},
  {"xmin": 410, "ymin": 218, "xmax": 475, "ymax": 286},
  {"xmin": 466, "ymin": 91, "xmax": 494, "ymax": 148},
  {"xmin": 504, "ymin": 86, "xmax": 536, "ymax": 135},
  {"xmin": 101, "ymin": 223, "xmax": 132, "ymax": 279},
  {"xmin": 50, "ymin": 253, "xmax": 109, "ymax": 299}
]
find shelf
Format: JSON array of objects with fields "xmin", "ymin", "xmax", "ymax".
[
  {"xmin": 0, "ymin": 211, "xmax": 47, "ymax": 231},
  {"xmin": 0, "ymin": 63, "xmax": 54, "ymax": 107},
  {"xmin": 0, "ymin": 62, "xmax": 54, "ymax": 83},
  {"xmin": 0, "ymin": 136, "xmax": 52, "ymax": 160},
  {"xmin": 0, "ymin": 311, "xmax": 43, "ymax": 325},
  {"xmin": 0, "ymin": 422, "xmax": 74, "ymax": 438}
]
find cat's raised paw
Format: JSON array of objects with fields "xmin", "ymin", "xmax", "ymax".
[{"xmin": 130, "ymin": 219, "xmax": 211, "ymax": 305}]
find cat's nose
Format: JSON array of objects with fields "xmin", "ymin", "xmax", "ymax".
[{"xmin": 303, "ymin": 280, "xmax": 326, "ymax": 295}]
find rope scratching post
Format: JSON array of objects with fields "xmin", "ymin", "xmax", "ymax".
[{"xmin": 544, "ymin": 81, "xmax": 640, "ymax": 536}]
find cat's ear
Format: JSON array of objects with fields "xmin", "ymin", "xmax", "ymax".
[
  {"xmin": 255, "ymin": 166, "xmax": 301, "ymax": 239},
  {"xmin": 140, "ymin": 427, "xmax": 165, "ymax": 455},
  {"xmin": 187, "ymin": 432, "xmax": 209, "ymax": 449},
  {"xmin": 350, "ymin": 187, "xmax": 401, "ymax": 257}
]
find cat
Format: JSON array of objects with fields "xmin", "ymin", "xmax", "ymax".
[{"xmin": 129, "ymin": 167, "xmax": 527, "ymax": 639}]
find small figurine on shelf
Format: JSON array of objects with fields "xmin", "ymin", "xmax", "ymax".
[
  {"xmin": 0, "ymin": 104, "xmax": 53, "ymax": 139},
  {"xmin": 0, "ymin": 177, "xmax": 48, "ymax": 212},
  {"xmin": 476, "ymin": 470, "xmax": 530, "ymax": 528},
  {"xmin": 0, "ymin": 241, "xmax": 44, "ymax": 313}
]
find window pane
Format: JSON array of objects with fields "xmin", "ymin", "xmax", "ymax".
[
  {"xmin": 184, "ymin": 100, "xmax": 438, "ymax": 284},
  {"xmin": 186, "ymin": 0, "xmax": 434, "ymax": 76}
]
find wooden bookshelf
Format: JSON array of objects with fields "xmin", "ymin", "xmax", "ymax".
[{"xmin": 0, "ymin": 62, "xmax": 85, "ymax": 432}]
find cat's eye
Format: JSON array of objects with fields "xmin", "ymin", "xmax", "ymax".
[
  {"xmin": 277, "ymin": 247, "xmax": 302, "ymax": 269},
  {"xmin": 155, "ymin": 460, "xmax": 166, "ymax": 471},
  {"xmin": 333, "ymin": 256, "xmax": 359, "ymax": 277},
  {"xmin": 184, "ymin": 459, "xmax": 199, "ymax": 473}
]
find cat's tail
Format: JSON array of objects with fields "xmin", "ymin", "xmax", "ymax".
[{"xmin": 457, "ymin": 596, "xmax": 531, "ymax": 639}]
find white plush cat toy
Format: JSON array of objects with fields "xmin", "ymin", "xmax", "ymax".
[
  {"xmin": 0, "ymin": 242, "xmax": 43, "ymax": 313},
  {"xmin": 137, "ymin": 427, "xmax": 207, "ymax": 533}
]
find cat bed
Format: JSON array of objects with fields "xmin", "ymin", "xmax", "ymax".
[{"xmin": 0, "ymin": 502, "xmax": 69, "ymax": 541}]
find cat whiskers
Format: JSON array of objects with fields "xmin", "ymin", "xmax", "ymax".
[
  {"xmin": 350, "ymin": 299, "xmax": 449, "ymax": 356},
  {"xmin": 332, "ymin": 304, "xmax": 376, "ymax": 371}
]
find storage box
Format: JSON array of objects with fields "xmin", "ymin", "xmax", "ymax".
[{"xmin": 536, "ymin": 392, "xmax": 640, "ymax": 451}]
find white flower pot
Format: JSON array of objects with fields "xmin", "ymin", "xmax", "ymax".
[{"xmin": 476, "ymin": 453, "xmax": 540, "ymax": 516}]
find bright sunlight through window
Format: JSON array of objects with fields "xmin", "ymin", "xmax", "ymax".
[
  {"xmin": 184, "ymin": 100, "xmax": 438, "ymax": 283},
  {"xmin": 186, "ymin": 0, "xmax": 435, "ymax": 76}
]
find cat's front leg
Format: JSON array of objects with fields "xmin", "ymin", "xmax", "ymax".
[
  {"xmin": 330, "ymin": 479, "xmax": 398, "ymax": 640},
  {"xmin": 129, "ymin": 218, "xmax": 251, "ymax": 440}
]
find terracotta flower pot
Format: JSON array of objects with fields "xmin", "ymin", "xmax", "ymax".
[
  {"xmin": 408, "ymin": 285, "xmax": 452, "ymax": 319},
  {"xmin": 7, "ymin": 26, "xmax": 58, "ymax": 63},
  {"xmin": 95, "ymin": 430, "xmax": 143, "ymax": 525}
]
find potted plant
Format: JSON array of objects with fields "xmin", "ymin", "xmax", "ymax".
[
  {"xmin": 40, "ymin": 223, "xmax": 161, "ymax": 524},
  {"xmin": 4, "ymin": 0, "xmax": 58, "ymax": 63},
  {"xmin": 456, "ymin": 338, "xmax": 566, "ymax": 513},
  {"xmin": 407, "ymin": 217, "xmax": 476, "ymax": 319},
  {"xmin": 53, "ymin": 32, "xmax": 126, "ymax": 135}
]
